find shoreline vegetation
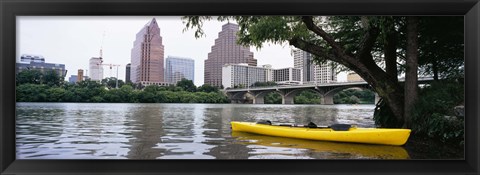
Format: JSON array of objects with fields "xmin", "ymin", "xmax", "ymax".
[{"xmin": 16, "ymin": 70, "xmax": 375, "ymax": 104}]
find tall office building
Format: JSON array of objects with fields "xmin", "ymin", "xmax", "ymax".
[
  {"xmin": 273, "ymin": 67, "xmax": 303, "ymax": 85},
  {"xmin": 222, "ymin": 64, "xmax": 301, "ymax": 88},
  {"xmin": 125, "ymin": 63, "xmax": 131, "ymax": 83},
  {"xmin": 77, "ymin": 69, "xmax": 84, "ymax": 82},
  {"xmin": 130, "ymin": 18, "xmax": 167, "ymax": 86},
  {"xmin": 222, "ymin": 63, "xmax": 266, "ymax": 88},
  {"xmin": 293, "ymin": 49, "xmax": 315, "ymax": 83},
  {"xmin": 314, "ymin": 62, "xmax": 337, "ymax": 83},
  {"xmin": 165, "ymin": 56, "xmax": 194, "ymax": 84},
  {"xmin": 292, "ymin": 49, "xmax": 337, "ymax": 84},
  {"xmin": 89, "ymin": 57, "xmax": 103, "ymax": 81},
  {"xmin": 204, "ymin": 23, "xmax": 257, "ymax": 87}
]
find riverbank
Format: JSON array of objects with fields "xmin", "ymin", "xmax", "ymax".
[{"xmin": 404, "ymin": 134, "xmax": 464, "ymax": 159}]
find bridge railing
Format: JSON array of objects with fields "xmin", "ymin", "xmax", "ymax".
[{"xmin": 223, "ymin": 76, "xmax": 434, "ymax": 92}]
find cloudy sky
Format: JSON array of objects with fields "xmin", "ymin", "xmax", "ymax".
[{"xmin": 17, "ymin": 16, "xmax": 346, "ymax": 86}]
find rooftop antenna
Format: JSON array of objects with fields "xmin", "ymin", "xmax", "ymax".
[{"xmin": 100, "ymin": 31, "xmax": 106, "ymax": 59}]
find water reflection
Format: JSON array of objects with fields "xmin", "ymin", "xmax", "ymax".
[
  {"xmin": 17, "ymin": 103, "xmax": 383, "ymax": 159},
  {"xmin": 231, "ymin": 131, "xmax": 409, "ymax": 159}
]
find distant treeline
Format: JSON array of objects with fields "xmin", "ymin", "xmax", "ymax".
[{"xmin": 16, "ymin": 69, "xmax": 229, "ymax": 103}]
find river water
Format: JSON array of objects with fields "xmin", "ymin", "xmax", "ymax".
[{"xmin": 15, "ymin": 102, "xmax": 446, "ymax": 159}]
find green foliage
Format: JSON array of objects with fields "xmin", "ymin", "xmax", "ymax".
[
  {"xmin": 334, "ymin": 89, "xmax": 375, "ymax": 104},
  {"xmin": 43, "ymin": 70, "xmax": 63, "ymax": 87},
  {"xmin": 409, "ymin": 80, "xmax": 464, "ymax": 145},
  {"xmin": 264, "ymin": 92, "xmax": 282, "ymax": 104},
  {"xmin": 16, "ymin": 69, "xmax": 44, "ymax": 85},
  {"xmin": 294, "ymin": 91, "xmax": 321, "ymax": 104},
  {"xmin": 101, "ymin": 77, "xmax": 125, "ymax": 89},
  {"xmin": 417, "ymin": 17, "xmax": 464, "ymax": 79},
  {"xmin": 176, "ymin": 78, "xmax": 197, "ymax": 92},
  {"xmin": 197, "ymin": 84, "xmax": 219, "ymax": 93},
  {"xmin": 16, "ymin": 77, "xmax": 228, "ymax": 104},
  {"xmin": 375, "ymin": 80, "xmax": 464, "ymax": 145}
]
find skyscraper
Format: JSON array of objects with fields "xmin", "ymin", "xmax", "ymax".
[
  {"xmin": 222, "ymin": 63, "xmax": 266, "ymax": 88},
  {"xmin": 89, "ymin": 57, "xmax": 103, "ymax": 81},
  {"xmin": 165, "ymin": 56, "xmax": 195, "ymax": 84},
  {"xmin": 293, "ymin": 49, "xmax": 337, "ymax": 84},
  {"xmin": 77, "ymin": 69, "xmax": 84, "ymax": 82},
  {"xmin": 204, "ymin": 23, "xmax": 257, "ymax": 87},
  {"xmin": 125, "ymin": 63, "xmax": 131, "ymax": 83},
  {"xmin": 130, "ymin": 18, "xmax": 166, "ymax": 86},
  {"xmin": 293, "ymin": 49, "xmax": 314, "ymax": 83}
]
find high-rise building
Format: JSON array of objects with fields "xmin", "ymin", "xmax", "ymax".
[
  {"xmin": 222, "ymin": 64, "xmax": 301, "ymax": 88},
  {"xmin": 222, "ymin": 63, "xmax": 266, "ymax": 88},
  {"xmin": 125, "ymin": 63, "xmax": 131, "ymax": 83},
  {"xmin": 273, "ymin": 67, "xmax": 303, "ymax": 85},
  {"xmin": 204, "ymin": 23, "xmax": 257, "ymax": 87},
  {"xmin": 130, "ymin": 18, "xmax": 167, "ymax": 86},
  {"xmin": 292, "ymin": 49, "xmax": 337, "ymax": 84},
  {"xmin": 313, "ymin": 62, "xmax": 337, "ymax": 83},
  {"xmin": 165, "ymin": 56, "xmax": 194, "ymax": 84},
  {"xmin": 77, "ymin": 69, "xmax": 84, "ymax": 82},
  {"xmin": 293, "ymin": 49, "xmax": 315, "ymax": 83},
  {"xmin": 89, "ymin": 57, "xmax": 103, "ymax": 81},
  {"xmin": 16, "ymin": 54, "xmax": 67, "ymax": 78}
]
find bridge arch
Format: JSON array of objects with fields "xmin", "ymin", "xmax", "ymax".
[
  {"xmin": 323, "ymin": 86, "xmax": 379, "ymax": 105},
  {"xmin": 228, "ymin": 91, "xmax": 255, "ymax": 104},
  {"xmin": 252, "ymin": 90, "xmax": 284, "ymax": 104},
  {"xmin": 283, "ymin": 88, "xmax": 323, "ymax": 104}
]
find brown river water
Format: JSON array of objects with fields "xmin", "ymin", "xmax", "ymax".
[{"xmin": 15, "ymin": 103, "xmax": 462, "ymax": 159}]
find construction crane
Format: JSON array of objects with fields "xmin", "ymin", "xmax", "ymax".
[{"xmin": 97, "ymin": 63, "xmax": 121, "ymax": 88}]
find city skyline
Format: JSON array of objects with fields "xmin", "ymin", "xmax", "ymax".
[{"xmin": 17, "ymin": 16, "xmax": 347, "ymax": 86}]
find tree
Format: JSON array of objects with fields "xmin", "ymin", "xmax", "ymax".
[
  {"xmin": 197, "ymin": 84, "xmax": 219, "ymax": 93},
  {"xmin": 101, "ymin": 77, "xmax": 125, "ymax": 89},
  {"xmin": 176, "ymin": 78, "xmax": 197, "ymax": 92},
  {"xmin": 43, "ymin": 70, "xmax": 62, "ymax": 87},
  {"xmin": 16, "ymin": 69, "xmax": 42, "ymax": 85},
  {"xmin": 182, "ymin": 16, "xmax": 454, "ymax": 128},
  {"xmin": 417, "ymin": 17, "xmax": 464, "ymax": 80},
  {"xmin": 403, "ymin": 17, "xmax": 420, "ymax": 128}
]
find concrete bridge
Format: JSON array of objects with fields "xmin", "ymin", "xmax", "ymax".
[{"xmin": 223, "ymin": 77, "xmax": 434, "ymax": 105}]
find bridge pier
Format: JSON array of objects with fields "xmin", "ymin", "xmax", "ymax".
[
  {"xmin": 323, "ymin": 94, "xmax": 334, "ymax": 105},
  {"xmin": 282, "ymin": 95, "xmax": 294, "ymax": 104},
  {"xmin": 253, "ymin": 96, "xmax": 265, "ymax": 104}
]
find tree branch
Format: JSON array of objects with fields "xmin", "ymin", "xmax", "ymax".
[
  {"xmin": 289, "ymin": 37, "xmax": 340, "ymax": 64},
  {"xmin": 301, "ymin": 16, "xmax": 346, "ymax": 57},
  {"xmin": 357, "ymin": 25, "xmax": 380, "ymax": 63}
]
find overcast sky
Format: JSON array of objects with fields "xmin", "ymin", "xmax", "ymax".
[{"xmin": 17, "ymin": 16, "xmax": 346, "ymax": 86}]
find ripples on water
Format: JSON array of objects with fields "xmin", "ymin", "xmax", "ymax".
[{"xmin": 16, "ymin": 103, "xmax": 407, "ymax": 159}]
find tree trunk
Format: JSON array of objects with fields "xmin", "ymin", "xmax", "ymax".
[
  {"xmin": 291, "ymin": 16, "xmax": 407, "ymax": 125},
  {"xmin": 384, "ymin": 17, "xmax": 399, "ymax": 82},
  {"xmin": 404, "ymin": 16, "xmax": 420, "ymax": 128},
  {"xmin": 432, "ymin": 61, "xmax": 439, "ymax": 81}
]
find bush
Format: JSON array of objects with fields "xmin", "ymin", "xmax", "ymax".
[{"xmin": 374, "ymin": 79, "xmax": 464, "ymax": 146}]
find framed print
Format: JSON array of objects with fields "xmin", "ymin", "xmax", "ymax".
[{"xmin": 1, "ymin": 0, "xmax": 479, "ymax": 174}]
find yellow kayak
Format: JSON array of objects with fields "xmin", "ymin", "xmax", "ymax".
[{"xmin": 231, "ymin": 121, "xmax": 411, "ymax": 146}]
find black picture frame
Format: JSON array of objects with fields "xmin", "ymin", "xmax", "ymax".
[{"xmin": 1, "ymin": 0, "xmax": 479, "ymax": 174}]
